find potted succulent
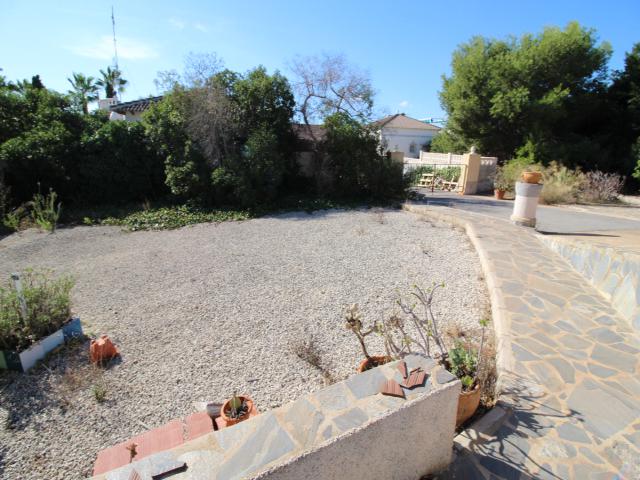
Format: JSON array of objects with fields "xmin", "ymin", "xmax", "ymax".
[
  {"xmin": 344, "ymin": 304, "xmax": 390, "ymax": 372},
  {"xmin": 444, "ymin": 319, "xmax": 488, "ymax": 427},
  {"xmin": 0, "ymin": 270, "xmax": 82, "ymax": 372},
  {"xmin": 220, "ymin": 391, "xmax": 257, "ymax": 427}
]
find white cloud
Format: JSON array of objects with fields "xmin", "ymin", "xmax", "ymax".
[
  {"xmin": 169, "ymin": 17, "xmax": 186, "ymax": 30},
  {"xmin": 399, "ymin": 100, "xmax": 410, "ymax": 108},
  {"xmin": 71, "ymin": 36, "xmax": 158, "ymax": 60},
  {"xmin": 194, "ymin": 22, "xmax": 208, "ymax": 32}
]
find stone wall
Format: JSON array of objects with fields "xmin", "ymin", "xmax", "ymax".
[
  {"xmin": 540, "ymin": 235, "xmax": 640, "ymax": 330},
  {"xmin": 93, "ymin": 354, "xmax": 460, "ymax": 480}
]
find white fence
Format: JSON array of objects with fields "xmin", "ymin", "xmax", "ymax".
[{"xmin": 404, "ymin": 152, "xmax": 499, "ymax": 193}]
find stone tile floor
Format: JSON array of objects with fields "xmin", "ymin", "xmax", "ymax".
[{"xmin": 405, "ymin": 203, "xmax": 640, "ymax": 480}]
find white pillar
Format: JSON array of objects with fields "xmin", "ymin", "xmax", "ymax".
[{"xmin": 511, "ymin": 182, "xmax": 543, "ymax": 227}]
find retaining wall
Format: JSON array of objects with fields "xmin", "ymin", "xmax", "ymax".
[
  {"xmin": 94, "ymin": 354, "xmax": 460, "ymax": 480},
  {"xmin": 540, "ymin": 235, "xmax": 640, "ymax": 330}
]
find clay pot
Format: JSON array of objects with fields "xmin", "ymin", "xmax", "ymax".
[
  {"xmin": 89, "ymin": 335, "xmax": 119, "ymax": 364},
  {"xmin": 494, "ymin": 189, "xmax": 506, "ymax": 200},
  {"xmin": 220, "ymin": 396, "xmax": 257, "ymax": 427},
  {"xmin": 357, "ymin": 355, "xmax": 392, "ymax": 373},
  {"xmin": 521, "ymin": 171, "xmax": 542, "ymax": 184},
  {"xmin": 456, "ymin": 384, "xmax": 481, "ymax": 427}
]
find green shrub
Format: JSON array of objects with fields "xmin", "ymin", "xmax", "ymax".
[
  {"xmin": 322, "ymin": 112, "xmax": 406, "ymax": 199},
  {"xmin": 73, "ymin": 120, "xmax": 167, "ymax": 204},
  {"xmin": 0, "ymin": 269, "xmax": 74, "ymax": 351},
  {"xmin": 406, "ymin": 165, "xmax": 434, "ymax": 185},
  {"xmin": 540, "ymin": 162, "xmax": 585, "ymax": 204},
  {"xmin": 101, "ymin": 204, "xmax": 252, "ymax": 231},
  {"xmin": 31, "ymin": 186, "xmax": 61, "ymax": 232}
]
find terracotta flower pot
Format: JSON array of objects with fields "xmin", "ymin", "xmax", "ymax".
[
  {"xmin": 494, "ymin": 189, "xmax": 506, "ymax": 200},
  {"xmin": 357, "ymin": 355, "xmax": 392, "ymax": 373},
  {"xmin": 220, "ymin": 396, "xmax": 256, "ymax": 427},
  {"xmin": 90, "ymin": 335, "xmax": 119, "ymax": 364},
  {"xmin": 456, "ymin": 384, "xmax": 481, "ymax": 427},
  {"xmin": 521, "ymin": 171, "xmax": 542, "ymax": 184}
]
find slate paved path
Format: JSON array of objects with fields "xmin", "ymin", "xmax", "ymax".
[{"xmin": 404, "ymin": 202, "xmax": 640, "ymax": 480}]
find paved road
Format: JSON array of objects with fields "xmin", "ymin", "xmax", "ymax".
[{"xmin": 414, "ymin": 190, "xmax": 640, "ymax": 234}]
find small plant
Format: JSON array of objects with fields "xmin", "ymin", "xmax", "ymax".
[
  {"xmin": 445, "ymin": 318, "xmax": 489, "ymax": 392},
  {"xmin": 92, "ymin": 382, "xmax": 108, "ymax": 403},
  {"xmin": 31, "ymin": 185, "xmax": 61, "ymax": 232},
  {"xmin": 372, "ymin": 209, "xmax": 386, "ymax": 224},
  {"xmin": 492, "ymin": 166, "xmax": 510, "ymax": 192},
  {"xmin": 226, "ymin": 391, "xmax": 248, "ymax": 419},
  {"xmin": 580, "ymin": 171, "xmax": 624, "ymax": 203},
  {"xmin": 0, "ymin": 269, "xmax": 74, "ymax": 351},
  {"xmin": 344, "ymin": 304, "xmax": 375, "ymax": 360},
  {"xmin": 292, "ymin": 336, "xmax": 337, "ymax": 384}
]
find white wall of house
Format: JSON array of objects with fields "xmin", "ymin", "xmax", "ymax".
[{"xmin": 381, "ymin": 128, "xmax": 437, "ymax": 158}]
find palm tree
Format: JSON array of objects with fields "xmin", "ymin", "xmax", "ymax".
[
  {"xmin": 67, "ymin": 72, "xmax": 99, "ymax": 114},
  {"xmin": 96, "ymin": 66, "xmax": 127, "ymax": 100}
]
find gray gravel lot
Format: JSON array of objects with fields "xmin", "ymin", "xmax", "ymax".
[{"xmin": 0, "ymin": 208, "xmax": 488, "ymax": 479}]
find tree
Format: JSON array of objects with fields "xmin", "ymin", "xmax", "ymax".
[
  {"xmin": 290, "ymin": 53, "xmax": 374, "ymax": 142},
  {"xmin": 96, "ymin": 66, "xmax": 127, "ymax": 99},
  {"xmin": 321, "ymin": 112, "xmax": 405, "ymax": 199},
  {"xmin": 438, "ymin": 22, "xmax": 611, "ymax": 164},
  {"xmin": 155, "ymin": 52, "xmax": 224, "ymax": 93},
  {"xmin": 609, "ymin": 43, "xmax": 640, "ymax": 181},
  {"xmin": 144, "ymin": 66, "xmax": 297, "ymax": 205},
  {"xmin": 67, "ymin": 72, "xmax": 99, "ymax": 114}
]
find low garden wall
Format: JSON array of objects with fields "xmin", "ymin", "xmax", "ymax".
[
  {"xmin": 539, "ymin": 235, "xmax": 640, "ymax": 330},
  {"xmin": 92, "ymin": 354, "xmax": 460, "ymax": 480}
]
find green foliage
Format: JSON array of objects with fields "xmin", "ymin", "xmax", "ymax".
[
  {"xmin": 67, "ymin": 72, "xmax": 98, "ymax": 114},
  {"xmin": 100, "ymin": 205, "xmax": 252, "ymax": 231},
  {"xmin": 0, "ymin": 269, "xmax": 74, "ymax": 351},
  {"xmin": 492, "ymin": 166, "xmax": 510, "ymax": 191},
  {"xmin": 31, "ymin": 185, "xmax": 61, "ymax": 232},
  {"xmin": 540, "ymin": 162, "xmax": 586, "ymax": 204},
  {"xmin": 96, "ymin": 67, "xmax": 127, "ymax": 99},
  {"xmin": 430, "ymin": 130, "xmax": 467, "ymax": 154},
  {"xmin": 321, "ymin": 112, "xmax": 406, "ymax": 199},
  {"xmin": 439, "ymin": 22, "xmax": 613, "ymax": 169},
  {"xmin": 633, "ymin": 138, "xmax": 640, "ymax": 181},
  {"xmin": 75, "ymin": 120, "xmax": 167, "ymax": 204},
  {"xmin": 145, "ymin": 67, "xmax": 297, "ymax": 206},
  {"xmin": 448, "ymin": 341, "xmax": 478, "ymax": 390}
]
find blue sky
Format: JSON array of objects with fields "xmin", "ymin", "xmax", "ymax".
[{"xmin": 1, "ymin": 0, "xmax": 638, "ymax": 119}]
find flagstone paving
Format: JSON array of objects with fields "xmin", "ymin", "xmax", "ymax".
[{"xmin": 404, "ymin": 203, "xmax": 640, "ymax": 480}]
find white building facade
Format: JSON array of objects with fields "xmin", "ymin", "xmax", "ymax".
[{"xmin": 376, "ymin": 114, "xmax": 441, "ymax": 158}]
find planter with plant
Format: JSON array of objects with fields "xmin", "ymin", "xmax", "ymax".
[
  {"xmin": 219, "ymin": 391, "xmax": 258, "ymax": 427},
  {"xmin": 349, "ymin": 284, "xmax": 493, "ymax": 428},
  {"xmin": 443, "ymin": 318, "xmax": 488, "ymax": 426},
  {"xmin": 344, "ymin": 304, "xmax": 390, "ymax": 372},
  {"xmin": 493, "ymin": 167, "xmax": 509, "ymax": 199},
  {"xmin": 0, "ymin": 269, "xmax": 81, "ymax": 372}
]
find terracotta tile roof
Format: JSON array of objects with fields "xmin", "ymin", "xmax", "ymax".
[
  {"xmin": 373, "ymin": 113, "xmax": 441, "ymax": 131},
  {"xmin": 292, "ymin": 123, "xmax": 326, "ymax": 142},
  {"xmin": 110, "ymin": 96, "xmax": 163, "ymax": 114}
]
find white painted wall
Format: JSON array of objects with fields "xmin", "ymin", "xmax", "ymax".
[{"xmin": 381, "ymin": 127, "xmax": 438, "ymax": 158}]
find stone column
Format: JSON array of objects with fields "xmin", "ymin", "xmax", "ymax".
[
  {"xmin": 389, "ymin": 151, "xmax": 404, "ymax": 163},
  {"xmin": 461, "ymin": 147, "xmax": 481, "ymax": 195},
  {"xmin": 511, "ymin": 182, "xmax": 543, "ymax": 227}
]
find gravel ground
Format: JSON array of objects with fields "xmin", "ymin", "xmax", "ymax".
[{"xmin": 0, "ymin": 208, "xmax": 488, "ymax": 479}]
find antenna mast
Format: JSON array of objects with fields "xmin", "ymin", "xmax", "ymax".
[{"xmin": 111, "ymin": 6, "xmax": 119, "ymax": 71}]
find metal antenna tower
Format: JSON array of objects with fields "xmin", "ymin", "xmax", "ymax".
[{"xmin": 111, "ymin": 6, "xmax": 119, "ymax": 71}]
